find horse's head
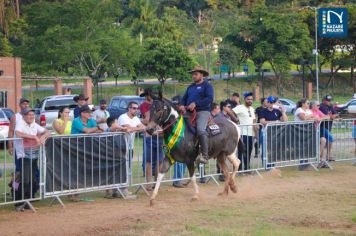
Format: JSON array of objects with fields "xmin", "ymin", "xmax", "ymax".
[{"xmin": 146, "ymin": 92, "xmax": 178, "ymax": 135}]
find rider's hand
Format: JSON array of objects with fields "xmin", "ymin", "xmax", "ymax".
[
  {"xmin": 178, "ymin": 105, "xmax": 186, "ymax": 112},
  {"xmin": 187, "ymin": 102, "xmax": 196, "ymax": 111}
]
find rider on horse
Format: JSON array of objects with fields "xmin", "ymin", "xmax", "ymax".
[{"xmin": 179, "ymin": 66, "xmax": 214, "ymax": 164}]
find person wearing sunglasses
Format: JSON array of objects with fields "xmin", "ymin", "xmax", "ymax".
[
  {"xmin": 117, "ymin": 101, "xmax": 145, "ymax": 198},
  {"xmin": 233, "ymin": 92, "xmax": 258, "ymax": 171}
]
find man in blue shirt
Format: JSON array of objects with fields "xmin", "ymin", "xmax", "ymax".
[
  {"xmin": 73, "ymin": 94, "xmax": 89, "ymax": 118},
  {"xmin": 71, "ymin": 105, "xmax": 101, "ymax": 134},
  {"xmin": 179, "ymin": 66, "xmax": 214, "ymax": 164}
]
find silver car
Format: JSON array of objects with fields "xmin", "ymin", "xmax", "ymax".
[
  {"xmin": 278, "ymin": 98, "xmax": 297, "ymax": 114},
  {"xmin": 35, "ymin": 95, "xmax": 77, "ymax": 130}
]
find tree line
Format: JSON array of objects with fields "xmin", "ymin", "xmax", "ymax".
[{"xmin": 0, "ymin": 0, "xmax": 355, "ymax": 91}]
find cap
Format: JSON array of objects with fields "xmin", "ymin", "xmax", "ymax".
[
  {"xmin": 79, "ymin": 105, "xmax": 92, "ymax": 113},
  {"xmin": 139, "ymin": 88, "xmax": 153, "ymax": 97},
  {"xmin": 73, "ymin": 94, "xmax": 89, "ymax": 102},
  {"xmin": 19, "ymin": 98, "xmax": 30, "ymax": 104},
  {"xmin": 99, "ymin": 99, "xmax": 107, "ymax": 105},
  {"xmin": 267, "ymin": 96, "xmax": 278, "ymax": 103},
  {"xmin": 323, "ymin": 95, "xmax": 332, "ymax": 101},
  {"xmin": 243, "ymin": 91, "xmax": 253, "ymax": 99},
  {"xmin": 21, "ymin": 108, "xmax": 35, "ymax": 115}
]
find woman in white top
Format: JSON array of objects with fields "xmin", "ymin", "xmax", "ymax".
[{"xmin": 294, "ymin": 98, "xmax": 317, "ymax": 122}]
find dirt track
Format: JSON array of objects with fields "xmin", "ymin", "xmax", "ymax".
[{"xmin": 0, "ymin": 163, "xmax": 355, "ymax": 236}]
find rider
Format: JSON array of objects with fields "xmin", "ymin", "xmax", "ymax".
[{"xmin": 179, "ymin": 66, "xmax": 214, "ymax": 164}]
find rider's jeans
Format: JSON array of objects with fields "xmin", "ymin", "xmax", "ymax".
[{"xmin": 196, "ymin": 111, "xmax": 210, "ymax": 136}]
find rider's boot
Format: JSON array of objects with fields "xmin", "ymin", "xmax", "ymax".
[{"xmin": 197, "ymin": 134, "xmax": 209, "ymax": 164}]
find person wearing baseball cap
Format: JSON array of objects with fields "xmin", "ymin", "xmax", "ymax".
[
  {"xmin": 8, "ymin": 98, "xmax": 31, "ymax": 156},
  {"xmin": 73, "ymin": 94, "xmax": 89, "ymax": 118},
  {"xmin": 319, "ymin": 95, "xmax": 338, "ymax": 161},
  {"xmin": 71, "ymin": 105, "xmax": 101, "ymax": 134},
  {"xmin": 92, "ymin": 99, "xmax": 110, "ymax": 131},
  {"xmin": 259, "ymin": 96, "xmax": 288, "ymax": 126},
  {"xmin": 14, "ymin": 107, "xmax": 50, "ymax": 210},
  {"xmin": 179, "ymin": 66, "xmax": 214, "ymax": 164}
]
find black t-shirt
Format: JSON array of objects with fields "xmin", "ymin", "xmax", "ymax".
[
  {"xmin": 259, "ymin": 108, "xmax": 282, "ymax": 122},
  {"xmin": 255, "ymin": 106, "xmax": 265, "ymax": 123}
]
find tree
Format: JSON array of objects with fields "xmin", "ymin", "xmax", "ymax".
[
  {"xmin": 0, "ymin": 33, "xmax": 12, "ymax": 56},
  {"xmin": 139, "ymin": 38, "xmax": 194, "ymax": 87},
  {"xmin": 248, "ymin": 4, "xmax": 313, "ymax": 94}
]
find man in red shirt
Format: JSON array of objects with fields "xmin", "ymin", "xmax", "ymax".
[{"xmin": 139, "ymin": 88, "xmax": 163, "ymax": 189}]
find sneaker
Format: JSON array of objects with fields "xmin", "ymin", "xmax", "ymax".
[
  {"xmin": 172, "ymin": 182, "xmax": 185, "ymax": 188},
  {"xmin": 218, "ymin": 175, "xmax": 225, "ymax": 182}
]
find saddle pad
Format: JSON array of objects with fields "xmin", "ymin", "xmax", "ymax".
[{"xmin": 208, "ymin": 124, "xmax": 221, "ymax": 136}]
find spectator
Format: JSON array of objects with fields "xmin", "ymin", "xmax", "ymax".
[
  {"xmin": 8, "ymin": 98, "xmax": 31, "ymax": 174},
  {"xmin": 64, "ymin": 87, "xmax": 72, "ymax": 95},
  {"xmin": 171, "ymin": 95, "xmax": 186, "ymax": 188},
  {"xmin": 52, "ymin": 107, "xmax": 72, "ymax": 135},
  {"xmin": 233, "ymin": 92, "xmax": 257, "ymax": 171},
  {"xmin": 294, "ymin": 99, "xmax": 316, "ymax": 122},
  {"xmin": 259, "ymin": 96, "xmax": 288, "ymax": 125},
  {"xmin": 117, "ymin": 101, "xmax": 145, "ymax": 197},
  {"xmin": 226, "ymin": 92, "xmax": 240, "ymax": 109},
  {"xmin": 294, "ymin": 99, "xmax": 318, "ymax": 171},
  {"xmin": 71, "ymin": 105, "xmax": 101, "ymax": 134},
  {"xmin": 106, "ymin": 117, "xmax": 127, "ymax": 132},
  {"xmin": 73, "ymin": 94, "xmax": 89, "ymax": 118},
  {"xmin": 14, "ymin": 108, "xmax": 50, "ymax": 211},
  {"xmin": 217, "ymin": 100, "xmax": 238, "ymax": 123},
  {"xmin": 310, "ymin": 101, "xmax": 331, "ymax": 168},
  {"xmin": 319, "ymin": 95, "xmax": 338, "ymax": 161},
  {"xmin": 254, "ymin": 98, "xmax": 268, "ymax": 158},
  {"xmin": 92, "ymin": 99, "xmax": 110, "ymax": 131},
  {"xmin": 210, "ymin": 102, "xmax": 220, "ymax": 118},
  {"xmin": 104, "ymin": 117, "xmax": 128, "ymax": 198},
  {"xmin": 139, "ymin": 88, "xmax": 164, "ymax": 189},
  {"xmin": 259, "ymin": 96, "xmax": 288, "ymax": 169}
]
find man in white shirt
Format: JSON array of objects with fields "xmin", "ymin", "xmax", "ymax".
[
  {"xmin": 92, "ymin": 99, "xmax": 110, "ymax": 131},
  {"xmin": 14, "ymin": 108, "xmax": 50, "ymax": 210},
  {"xmin": 233, "ymin": 92, "xmax": 257, "ymax": 171},
  {"xmin": 116, "ymin": 101, "xmax": 145, "ymax": 198}
]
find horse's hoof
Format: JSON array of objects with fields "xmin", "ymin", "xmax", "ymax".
[
  {"xmin": 230, "ymin": 186, "xmax": 238, "ymax": 193},
  {"xmin": 218, "ymin": 191, "xmax": 228, "ymax": 196},
  {"xmin": 191, "ymin": 195, "xmax": 199, "ymax": 201},
  {"xmin": 149, "ymin": 199, "xmax": 154, "ymax": 207}
]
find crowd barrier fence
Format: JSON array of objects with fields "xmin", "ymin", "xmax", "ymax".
[{"xmin": 0, "ymin": 119, "xmax": 355, "ymax": 210}]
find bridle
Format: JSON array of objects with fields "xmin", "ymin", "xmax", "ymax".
[{"xmin": 152, "ymin": 101, "xmax": 178, "ymax": 132}]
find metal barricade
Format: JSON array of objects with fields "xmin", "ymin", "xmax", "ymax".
[
  {"xmin": 320, "ymin": 119, "xmax": 356, "ymax": 164},
  {"xmin": 129, "ymin": 131, "xmax": 192, "ymax": 195},
  {"xmin": 264, "ymin": 121, "xmax": 320, "ymax": 170},
  {"xmin": 42, "ymin": 132, "xmax": 129, "ymax": 205},
  {"xmin": 0, "ymin": 137, "xmax": 42, "ymax": 212},
  {"xmin": 201, "ymin": 123, "xmax": 265, "ymax": 180}
]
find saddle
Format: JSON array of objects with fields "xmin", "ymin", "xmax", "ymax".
[{"xmin": 183, "ymin": 110, "xmax": 221, "ymax": 136}]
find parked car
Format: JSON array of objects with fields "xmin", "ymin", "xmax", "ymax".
[
  {"xmin": 0, "ymin": 108, "xmax": 10, "ymax": 140},
  {"xmin": 35, "ymin": 95, "xmax": 78, "ymax": 130},
  {"xmin": 278, "ymin": 98, "xmax": 296, "ymax": 114},
  {"xmin": 1, "ymin": 108, "xmax": 14, "ymax": 120},
  {"xmin": 336, "ymin": 99, "xmax": 356, "ymax": 115},
  {"xmin": 107, "ymin": 96, "xmax": 145, "ymax": 119}
]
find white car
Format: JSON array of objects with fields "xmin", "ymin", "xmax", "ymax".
[
  {"xmin": 0, "ymin": 108, "xmax": 10, "ymax": 140},
  {"xmin": 336, "ymin": 99, "xmax": 356, "ymax": 114},
  {"xmin": 35, "ymin": 95, "xmax": 77, "ymax": 130}
]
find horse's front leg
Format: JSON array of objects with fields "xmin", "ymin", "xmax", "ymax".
[
  {"xmin": 150, "ymin": 158, "xmax": 171, "ymax": 206},
  {"xmin": 186, "ymin": 161, "xmax": 199, "ymax": 201}
]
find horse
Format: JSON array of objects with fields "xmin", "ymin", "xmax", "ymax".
[{"xmin": 146, "ymin": 93, "xmax": 241, "ymax": 206}]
